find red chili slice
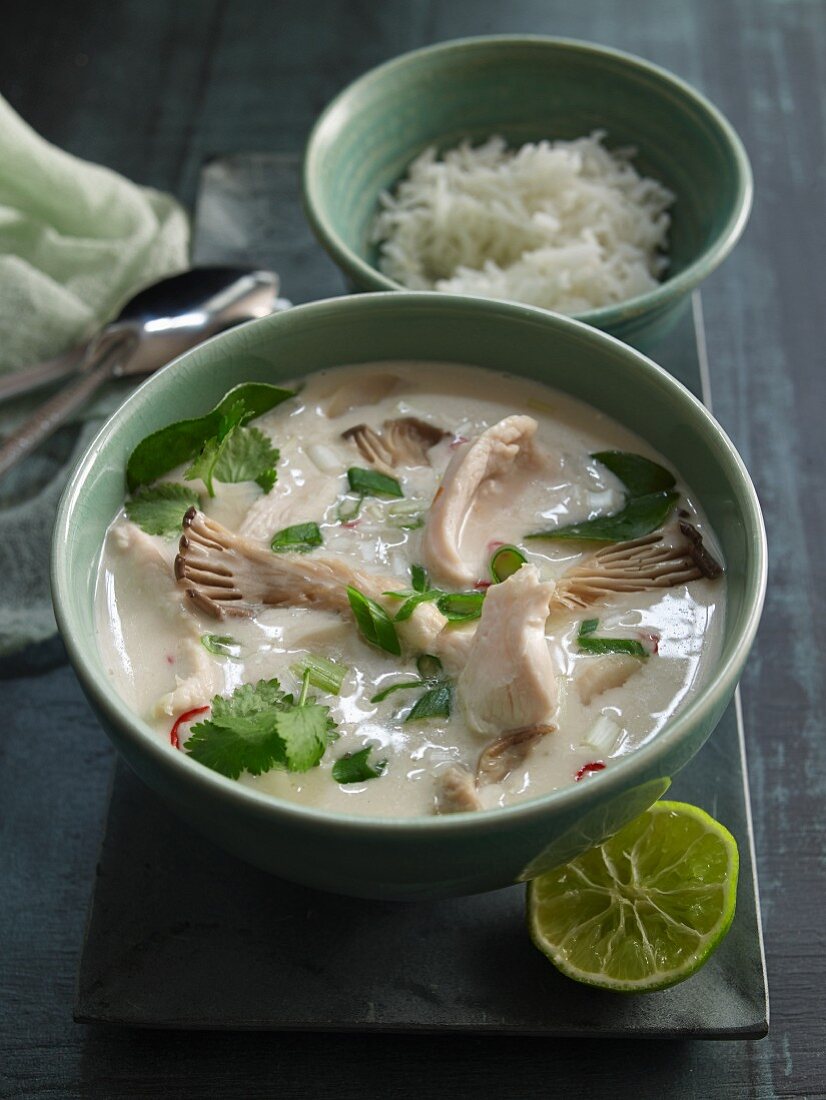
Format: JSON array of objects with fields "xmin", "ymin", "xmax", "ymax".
[
  {"xmin": 170, "ymin": 705, "xmax": 210, "ymax": 750},
  {"xmin": 575, "ymin": 760, "xmax": 606, "ymax": 781}
]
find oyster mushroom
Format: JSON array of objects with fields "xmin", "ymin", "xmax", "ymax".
[
  {"xmin": 476, "ymin": 725, "xmax": 551, "ymax": 785},
  {"xmin": 174, "ymin": 508, "xmax": 449, "ymax": 655},
  {"xmin": 552, "ymin": 532, "xmax": 703, "ymax": 611},
  {"xmin": 434, "ymin": 766, "xmax": 482, "ymax": 814},
  {"xmin": 342, "ymin": 417, "xmax": 447, "ymax": 476}
]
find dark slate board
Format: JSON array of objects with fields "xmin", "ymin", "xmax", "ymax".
[
  {"xmin": 75, "ymin": 704, "xmax": 766, "ymax": 1036},
  {"xmin": 75, "ymin": 153, "xmax": 767, "ymax": 1037}
]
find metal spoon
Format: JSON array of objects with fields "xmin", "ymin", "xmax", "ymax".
[{"xmin": 0, "ymin": 267, "xmax": 284, "ymax": 478}]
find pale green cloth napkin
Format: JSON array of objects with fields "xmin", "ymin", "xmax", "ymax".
[{"xmin": 0, "ymin": 94, "xmax": 190, "ymax": 654}]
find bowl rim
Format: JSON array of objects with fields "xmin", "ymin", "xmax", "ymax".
[
  {"xmin": 52, "ymin": 291, "xmax": 767, "ymax": 837},
  {"xmin": 302, "ymin": 34, "xmax": 754, "ymax": 328}
]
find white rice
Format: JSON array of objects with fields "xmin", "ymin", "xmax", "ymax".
[{"xmin": 372, "ymin": 132, "xmax": 675, "ymax": 314}]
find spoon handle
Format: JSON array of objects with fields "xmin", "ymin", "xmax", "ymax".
[
  {"xmin": 0, "ymin": 342, "xmax": 91, "ymax": 404},
  {"xmin": 0, "ymin": 329, "xmax": 138, "ymax": 480}
]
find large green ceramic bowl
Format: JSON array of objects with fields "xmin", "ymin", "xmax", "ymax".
[
  {"xmin": 52, "ymin": 294, "xmax": 766, "ymax": 900},
  {"xmin": 304, "ymin": 36, "xmax": 752, "ymax": 348}
]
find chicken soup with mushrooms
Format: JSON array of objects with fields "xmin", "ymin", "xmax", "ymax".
[{"xmin": 96, "ymin": 362, "xmax": 725, "ymax": 816}]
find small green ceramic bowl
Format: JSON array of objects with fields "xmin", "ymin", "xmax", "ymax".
[
  {"xmin": 51, "ymin": 294, "xmax": 766, "ymax": 900},
  {"xmin": 303, "ymin": 36, "xmax": 753, "ymax": 348}
]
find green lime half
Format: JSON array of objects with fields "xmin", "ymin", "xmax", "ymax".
[{"xmin": 527, "ymin": 800, "xmax": 739, "ymax": 992}]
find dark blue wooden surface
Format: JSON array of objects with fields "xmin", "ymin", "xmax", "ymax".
[{"xmin": 1, "ymin": 1, "xmax": 823, "ymax": 1096}]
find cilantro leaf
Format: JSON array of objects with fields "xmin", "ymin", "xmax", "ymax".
[
  {"xmin": 184, "ymin": 678, "xmax": 336, "ymax": 779},
  {"xmin": 184, "ymin": 407, "xmax": 279, "ymax": 499},
  {"xmin": 275, "ymin": 704, "xmax": 333, "ymax": 771},
  {"xmin": 332, "ymin": 747, "xmax": 387, "ymax": 784},
  {"xmin": 213, "ymin": 425, "xmax": 279, "ymax": 491},
  {"xmin": 126, "ymin": 381, "xmax": 293, "ymax": 491},
  {"xmin": 125, "ymin": 483, "xmax": 200, "ymax": 537}
]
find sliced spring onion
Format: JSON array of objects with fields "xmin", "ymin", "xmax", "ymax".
[
  {"xmin": 386, "ymin": 500, "xmax": 424, "ymax": 529},
  {"xmin": 370, "ymin": 679, "xmax": 422, "ymax": 703},
  {"xmin": 436, "ymin": 591, "xmax": 486, "ymax": 623},
  {"xmin": 200, "ymin": 633, "xmax": 241, "ymax": 658},
  {"xmin": 410, "ymin": 564, "xmax": 428, "ymax": 592},
  {"xmin": 582, "ymin": 714, "xmax": 621, "ymax": 754},
  {"xmin": 291, "ymin": 653, "xmax": 348, "ymax": 695},
  {"xmin": 416, "ymin": 653, "xmax": 443, "ymax": 681},
  {"xmin": 394, "ymin": 590, "xmax": 441, "ymax": 622},
  {"xmin": 489, "ymin": 544, "xmax": 528, "ymax": 583},
  {"xmin": 337, "ymin": 495, "xmax": 364, "ymax": 523},
  {"xmin": 347, "ymin": 586, "xmax": 401, "ymax": 656},
  {"xmin": 347, "ymin": 467, "xmax": 403, "ymax": 499},
  {"xmin": 271, "ymin": 521, "xmax": 323, "ymax": 553},
  {"xmin": 405, "ymin": 682, "xmax": 452, "ymax": 722},
  {"xmin": 577, "ymin": 617, "xmax": 648, "ymax": 657},
  {"xmin": 332, "ymin": 747, "xmax": 387, "ymax": 784}
]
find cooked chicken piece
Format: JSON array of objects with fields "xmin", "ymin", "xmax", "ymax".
[
  {"xmin": 323, "ymin": 373, "xmax": 400, "ymax": 418},
  {"xmin": 457, "ymin": 565, "xmax": 558, "ymax": 739},
  {"xmin": 434, "ymin": 766, "xmax": 482, "ymax": 814},
  {"xmin": 552, "ymin": 532, "xmax": 702, "ymax": 611},
  {"xmin": 576, "ymin": 653, "xmax": 643, "ymax": 706},
  {"xmin": 476, "ymin": 725, "xmax": 551, "ymax": 785},
  {"xmin": 154, "ymin": 634, "xmax": 224, "ymax": 718},
  {"xmin": 342, "ymin": 417, "xmax": 447, "ymax": 476},
  {"xmin": 239, "ymin": 460, "xmax": 340, "ymax": 542},
  {"xmin": 112, "ymin": 521, "xmax": 173, "ymax": 585},
  {"xmin": 422, "ymin": 415, "xmax": 541, "ymax": 586},
  {"xmin": 175, "ymin": 509, "xmax": 448, "ymax": 655}
]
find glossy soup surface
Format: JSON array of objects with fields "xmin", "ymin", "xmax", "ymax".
[{"xmin": 96, "ymin": 362, "xmax": 725, "ymax": 817}]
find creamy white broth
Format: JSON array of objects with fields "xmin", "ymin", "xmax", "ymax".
[{"xmin": 95, "ymin": 361, "xmax": 725, "ymax": 817}]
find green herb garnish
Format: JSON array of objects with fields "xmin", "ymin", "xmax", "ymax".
[
  {"xmin": 436, "ymin": 591, "xmax": 486, "ymax": 623},
  {"xmin": 528, "ymin": 490, "xmax": 678, "ymax": 544},
  {"xmin": 576, "ymin": 619, "xmax": 649, "ymax": 659},
  {"xmin": 370, "ymin": 679, "xmax": 423, "ymax": 702},
  {"xmin": 126, "ymin": 382, "xmax": 293, "ymax": 492},
  {"xmin": 332, "ymin": 747, "xmax": 387, "ymax": 784},
  {"xmin": 337, "ymin": 495, "xmax": 364, "ymax": 523},
  {"xmin": 406, "ymin": 682, "xmax": 452, "ymax": 721},
  {"xmin": 201, "ymin": 633, "xmax": 241, "ymax": 658},
  {"xmin": 527, "ymin": 451, "xmax": 679, "ymax": 544},
  {"xmin": 591, "ymin": 451, "xmax": 676, "ymax": 497},
  {"xmin": 383, "ymin": 563, "xmax": 443, "ymax": 622},
  {"xmin": 489, "ymin": 544, "xmax": 528, "ymax": 583},
  {"xmin": 184, "ymin": 396, "xmax": 280, "ymax": 498},
  {"xmin": 347, "ymin": 586, "xmax": 401, "ymax": 656},
  {"xmin": 347, "ymin": 467, "xmax": 403, "ymax": 499},
  {"xmin": 184, "ymin": 676, "xmax": 336, "ymax": 779},
  {"xmin": 125, "ymin": 483, "xmax": 200, "ymax": 537},
  {"xmin": 370, "ymin": 653, "xmax": 453, "ymax": 721},
  {"xmin": 271, "ymin": 521, "xmax": 323, "ymax": 553},
  {"xmin": 387, "ymin": 501, "xmax": 425, "ymax": 529},
  {"xmin": 291, "ymin": 653, "xmax": 347, "ymax": 695}
]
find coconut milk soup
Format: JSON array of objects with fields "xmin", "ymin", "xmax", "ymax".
[{"xmin": 96, "ymin": 362, "xmax": 725, "ymax": 817}]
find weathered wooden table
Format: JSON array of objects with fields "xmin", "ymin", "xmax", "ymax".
[{"xmin": 1, "ymin": 1, "xmax": 823, "ymax": 1096}]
